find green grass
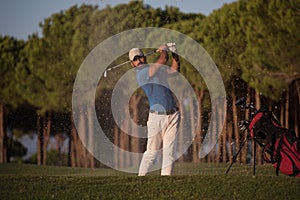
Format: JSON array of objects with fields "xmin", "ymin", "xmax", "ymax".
[{"xmin": 0, "ymin": 163, "xmax": 299, "ymax": 199}]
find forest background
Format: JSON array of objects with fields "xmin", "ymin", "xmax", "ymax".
[{"xmin": 0, "ymin": 0, "xmax": 299, "ymax": 168}]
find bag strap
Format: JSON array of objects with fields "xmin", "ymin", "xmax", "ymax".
[{"xmin": 249, "ymin": 112, "xmax": 263, "ymax": 138}]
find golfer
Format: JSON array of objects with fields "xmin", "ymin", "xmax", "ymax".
[{"xmin": 129, "ymin": 44, "xmax": 181, "ymax": 176}]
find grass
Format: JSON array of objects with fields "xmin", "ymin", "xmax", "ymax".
[{"xmin": 0, "ymin": 163, "xmax": 299, "ymax": 199}]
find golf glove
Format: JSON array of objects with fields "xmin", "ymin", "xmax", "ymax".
[{"xmin": 166, "ymin": 43, "xmax": 178, "ymax": 54}]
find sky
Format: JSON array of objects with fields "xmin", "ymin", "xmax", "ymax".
[{"xmin": 0, "ymin": 0, "xmax": 235, "ymax": 40}]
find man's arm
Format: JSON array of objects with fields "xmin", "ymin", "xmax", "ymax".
[
  {"xmin": 169, "ymin": 52, "xmax": 180, "ymax": 73},
  {"xmin": 148, "ymin": 46, "xmax": 169, "ymax": 77}
]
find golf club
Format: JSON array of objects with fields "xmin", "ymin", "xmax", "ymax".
[
  {"xmin": 103, "ymin": 50, "xmax": 156, "ymax": 77},
  {"xmin": 103, "ymin": 43, "xmax": 176, "ymax": 77}
]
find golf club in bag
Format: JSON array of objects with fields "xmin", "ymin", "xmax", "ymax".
[
  {"xmin": 226, "ymin": 97, "xmax": 300, "ymax": 177},
  {"xmin": 103, "ymin": 43, "xmax": 176, "ymax": 77}
]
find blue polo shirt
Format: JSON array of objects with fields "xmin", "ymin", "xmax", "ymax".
[{"xmin": 136, "ymin": 65, "xmax": 177, "ymax": 112}]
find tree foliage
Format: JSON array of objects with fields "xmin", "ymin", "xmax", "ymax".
[
  {"xmin": 0, "ymin": 0, "xmax": 299, "ymax": 165},
  {"xmin": 239, "ymin": 0, "xmax": 300, "ymax": 99},
  {"xmin": 199, "ymin": 1, "xmax": 248, "ymax": 91},
  {"xmin": 0, "ymin": 36, "xmax": 26, "ymax": 108}
]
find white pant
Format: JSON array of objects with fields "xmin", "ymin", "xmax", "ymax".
[{"xmin": 138, "ymin": 111, "xmax": 180, "ymax": 176}]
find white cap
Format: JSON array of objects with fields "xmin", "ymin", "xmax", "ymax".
[{"xmin": 128, "ymin": 48, "xmax": 144, "ymax": 61}]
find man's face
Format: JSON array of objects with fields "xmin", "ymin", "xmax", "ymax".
[{"xmin": 131, "ymin": 56, "xmax": 146, "ymax": 67}]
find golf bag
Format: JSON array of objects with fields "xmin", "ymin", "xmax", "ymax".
[
  {"xmin": 226, "ymin": 97, "xmax": 300, "ymax": 177},
  {"xmin": 249, "ymin": 110, "xmax": 300, "ymax": 177}
]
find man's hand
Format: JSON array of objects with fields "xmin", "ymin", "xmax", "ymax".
[
  {"xmin": 157, "ymin": 44, "xmax": 169, "ymax": 52},
  {"xmin": 156, "ymin": 44, "xmax": 169, "ymax": 64}
]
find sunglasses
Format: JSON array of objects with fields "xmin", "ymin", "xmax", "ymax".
[{"xmin": 132, "ymin": 55, "xmax": 144, "ymax": 61}]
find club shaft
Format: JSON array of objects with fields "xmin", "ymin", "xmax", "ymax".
[{"xmin": 106, "ymin": 50, "xmax": 156, "ymax": 72}]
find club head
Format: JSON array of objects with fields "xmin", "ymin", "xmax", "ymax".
[
  {"xmin": 235, "ymin": 97, "xmax": 246, "ymax": 106},
  {"xmin": 238, "ymin": 120, "xmax": 249, "ymax": 131}
]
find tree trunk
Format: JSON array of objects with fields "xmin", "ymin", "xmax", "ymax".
[
  {"xmin": 130, "ymin": 93, "xmax": 142, "ymax": 166},
  {"xmin": 70, "ymin": 113, "xmax": 78, "ymax": 167},
  {"xmin": 119, "ymin": 105, "xmax": 130, "ymax": 168},
  {"xmin": 217, "ymin": 100, "xmax": 222, "ymax": 163},
  {"xmin": 255, "ymin": 90, "xmax": 261, "ymax": 110},
  {"xmin": 254, "ymin": 90, "xmax": 263, "ymax": 165},
  {"xmin": 227, "ymin": 122, "xmax": 233, "ymax": 163},
  {"xmin": 67, "ymin": 129, "xmax": 72, "ymax": 166},
  {"xmin": 190, "ymin": 92, "xmax": 198, "ymax": 163},
  {"xmin": 0, "ymin": 104, "xmax": 3, "ymax": 163},
  {"xmin": 215, "ymin": 97, "xmax": 227, "ymax": 163},
  {"xmin": 42, "ymin": 115, "xmax": 47, "ymax": 165},
  {"xmin": 285, "ymin": 91, "xmax": 289, "ymax": 129},
  {"xmin": 209, "ymin": 103, "xmax": 218, "ymax": 163},
  {"xmin": 125, "ymin": 109, "xmax": 131, "ymax": 168},
  {"xmin": 241, "ymin": 89, "xmax": 251, "ymax": 164},
  {"xmin": 177, "ymin": 92, "xmax": 185, "ymax": 162},
  {"xmin": 296, "ymin": 81, "xmax": 300, "ymax": 137},
  {"xmin": 114, "ymin": 124, "xmax": 120, "ymax": 168},
  {"xmin": 87, "ymin": 106, "xmax": 95, "ymax": 168},
  {"xmin": 43, "ymin": 112, "xmax": 51, "ymax": 165},
  {"xmin": 37, "ymin": 115, "xmax": 44, "ymax": 165},
  {"xmin": 78, "ymin": 108, "xmax": 87, "ymax": 167},
  {"xmin": 221, "ymin": 109, "xmax": 228, "ymax": 163},
  {"xmin": 119, "ymin": 129, "xmax": 130, "ymax": 168},
  {"xmin": 231, "ymin": 89, "xmax": 240, "ymax": 163},
  {"xmin": 294, "ymin": 101, "xmax": 299, "ymax": 137},
  {"xmin": 280, "ymin": 97, "xmax": 284, "ymax": 126},
  {"xmin": 0, "ymin": 103, "xmax": 7, "ymax": 163},
  {"xmin": 197, "ymin": 88, "xmax": 205, "ymax": 163}
]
